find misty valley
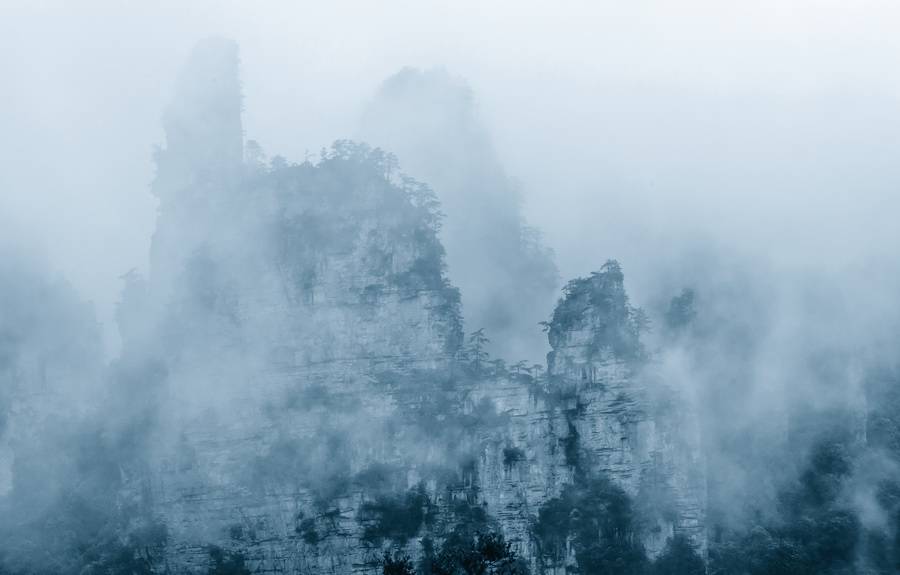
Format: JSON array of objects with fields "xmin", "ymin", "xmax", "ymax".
[{"xmin": 3, "ymin": 37, "xmax": 900, "ymax": 575}]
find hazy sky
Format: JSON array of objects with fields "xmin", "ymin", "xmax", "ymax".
[{"xmin": 3, "ymin": 0, "xmax": 900, "ymax": 354}]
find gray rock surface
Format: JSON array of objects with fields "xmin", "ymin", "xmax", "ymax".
[{"xmin": 113, "ymin": 39, "xmax": 708, "ymax": 574}]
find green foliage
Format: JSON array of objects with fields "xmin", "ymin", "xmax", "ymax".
[
  {"xmin": 360, "ymin": 485, "xmax": 435, "ymax": 544},
  {"xmin": 383, "ymin": 551, "xmax": 417, "ymax": 575},
  {"xmin": 73, "ymin": 512, "xmax": 169, "ymax": 575},
  {"xmin": 709, "ymin": 527, "xmax": 806, "ymax": 575},
  {"xmin": 866, "ymin": 478, "xmax": 900, "ymax": 572},
  {"xmin": 709, "ymin": 438, "xmax": 862, "ymax": 575},
  {"xmin": 449, "ymin": 499, "xmax": 490, "ymax": 532},
  {"xmin": 293, "ymin": 508, "xmax": 341, "ymax": 547},
  {"xmin": 266, "ymin": 139, "xmax": 465, "ymax": 353},
  {"xmin": 652, "ymin": 534, "xmax": 705, "ymax": 575},
  {"xmin": 297, "ymin": 517, "xmax": 320, "ymax": 545},
  {"xmin": 264, "ymin": 140, "xmax": 460, "ymax": 328},
  {"xmin": 489, "ymin": 359, "xmax": 508, "ymax": 377},
  {"xmin": 207, "ymin": 546, "xmax": 251, "ymax": 575},
  {"xmin": 502, "ymin": 447, "xmax": 526, "ymax": 470},
  {"xmin": 423, "ymin": 531, "xmax": 528, "ymax": 575},
  {"xmin": 0, "ymin": 411, "xmax": 169, "ymax": 575},
  {"xmin": 534, "ymin": 474, "xmax": 648, "ymax": 573},
  {"xmin": 562, "ymin": 419, "xmax": 581, "ymax": 470},
  {"xmin": 664, "ymin": 288, "xmax": 696, "ymax": 332},
  {"xmin": 547, "ymin": 260, "xmax": 647, "ymax": 363},
  {"xmin": 509, "ymin": 361, "xmax": 528, "ymax": 375},
  {"xmin": 866, "ymin": 367, "xmax": 900, "ymax": 454},
  {"xmin": 465, "ymin": 329, "xmax": 491, "ymax": 373}
]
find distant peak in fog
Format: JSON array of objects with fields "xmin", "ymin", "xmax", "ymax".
[
  {"xmin": 360, "ymin": 66, "xmax": 558, "ymax": 362},
  {"xmin": 159, "ymin": 36, "xmax": 243, "ymax": 192}
]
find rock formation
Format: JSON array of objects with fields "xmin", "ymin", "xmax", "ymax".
[
  {"xmin": 0, "ymin": 39, "xmax": 706, "ymax": 575},
  {"xmin": 104, "ymin": 40, "xmax": 707, "ymax": 574}
]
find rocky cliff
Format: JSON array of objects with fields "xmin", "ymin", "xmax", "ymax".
[{"xmin": 42, "ymin": 39, "xmax": 709, "ymax": 575}]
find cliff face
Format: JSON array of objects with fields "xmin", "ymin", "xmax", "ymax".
[
  {"xmin": 467, "ymin": 263, "xmax": 705, "ymax": 573},
  {"xmin": 542, "ymin": 264, "xmax": 706, "ymax": 558},
  {"xmin": 125, "ymin": 44, "xmax": 465, "ymax": 572},
  {"xmin": 136, "ymin": 144, "xmax": 466, "ymax": 571},
  {"xmin": 109, "ymin": 39, "xmax": 707, "ymax": 574}
]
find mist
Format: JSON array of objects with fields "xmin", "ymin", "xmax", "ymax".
[
  {"xmin": 3, "ymin": 1, "xmax": 900, "ymax": 574},
  {"xmin": 5, "ymin": 0, "xmax": 900, "ymax": 351}
]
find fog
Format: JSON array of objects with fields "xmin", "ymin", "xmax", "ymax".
[
  {"xmin": 5, "ymin": 0, "xmax": 900, "ymax": 354},
  {"xmin": 4, "ymin": 1, "xmax": 900, "ymax": 573}
]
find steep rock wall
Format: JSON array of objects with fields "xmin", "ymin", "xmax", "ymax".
[{"xmin": 116, "ymin": 39, "xmax": 707, "ymax": 575}]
